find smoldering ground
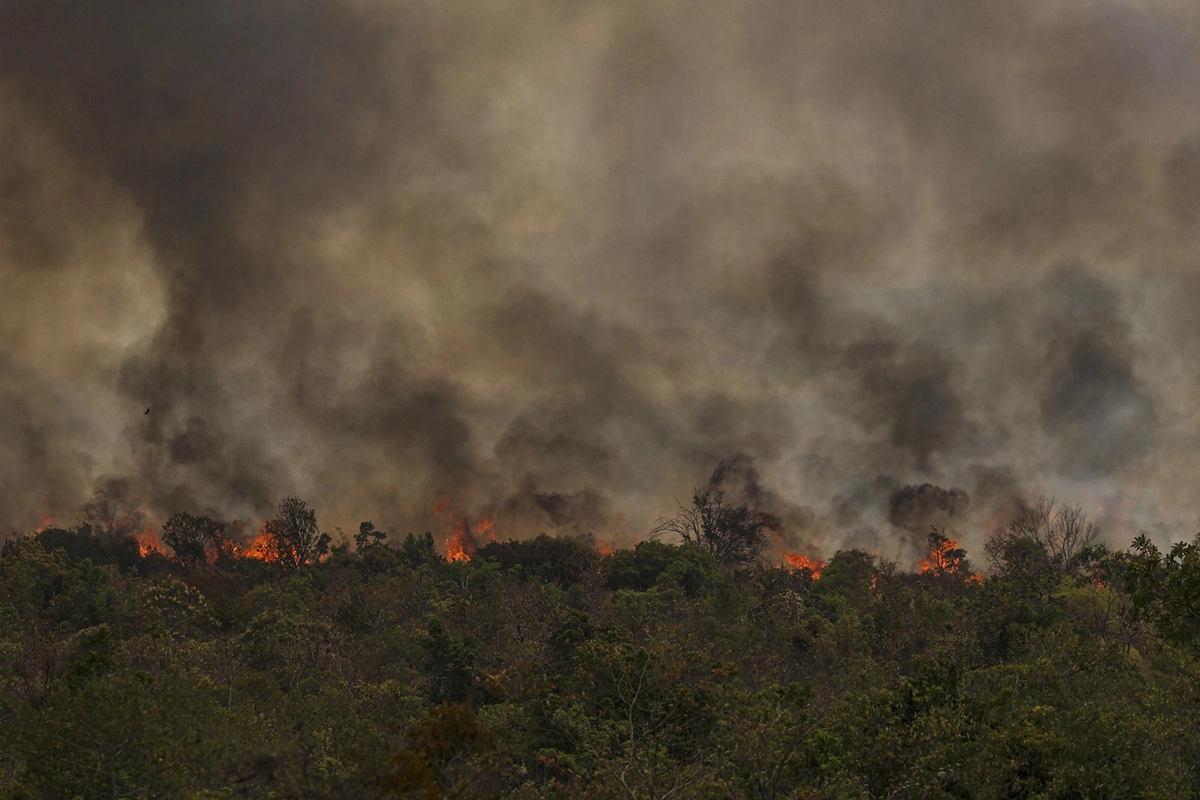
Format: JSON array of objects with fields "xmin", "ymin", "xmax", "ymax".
[{"xmin": 3, "ymin": 0, "xmax": 1200, "ymax": 553}]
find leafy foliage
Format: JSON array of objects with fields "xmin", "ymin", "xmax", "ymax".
[
  {"xmin": 1126, "ymin": 532, "xmax": 1200, "ymax": 652},
  {"xmin": 161, "ymin": 512, "xmax": 223, "ymax": 567},
  {"xmin": 3, "ymin": 514, "xmax": 1200, "ymax": 798}
]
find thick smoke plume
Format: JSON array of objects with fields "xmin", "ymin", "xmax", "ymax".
[{"xmin": 3, "ymin": 0, "xmax": 1200, "ymax": 552}]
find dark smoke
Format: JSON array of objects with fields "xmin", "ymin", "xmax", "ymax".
[
  {"xmin": 3, "ymin": 0, "xmax": 1200, "ymax": 549},
  {"xmin": 887, "ymin": 483, "xmax": 971, "ymax": 533}
]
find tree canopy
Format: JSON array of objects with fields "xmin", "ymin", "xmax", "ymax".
[{"xmin": 2, "ymin": 502, "xmax": 1200, "ymax": 798}]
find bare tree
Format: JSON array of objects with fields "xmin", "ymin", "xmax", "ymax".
[
  {"xmin": 652, "ymin": 489, "xmax": 776, "ymax": 569},
  {"xmin": 81, "ymin": 479, "xmax": 144, "ymax": 540},
  {"xmin": 986, "ymin": 497, "xmax": 1100, "ymax": 573}
]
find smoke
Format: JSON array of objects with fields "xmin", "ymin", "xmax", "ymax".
[
  {"xmin": 885, "ymin": 482, "xmax": 971, "ymax": 555},
  {"xmin": 3, "ymin": 0, "xmax": 1200, "ymax": 549}
]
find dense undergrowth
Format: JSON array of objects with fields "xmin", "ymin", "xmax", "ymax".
[{"xmin": 2, "ymin": 520, "xmax": 1200, "ymax": 799}]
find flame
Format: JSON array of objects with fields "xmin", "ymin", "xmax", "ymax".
[
  {"xmin": 917, "ymin": 537, "xmax": 959, "ymax": 574},
  {"xmin": 577, "ymin": 533, "xmax": 616, "ymax": 556},
  {"xmin": 208, "ymin": 535, "xmax": 236, "ymax": 563},
  {"xmin": 783, "ymin": 552, "xmax": 825, "ymax": 578},
  {"xmin": 136, "ymin": 526, "xmax": 165, "ymax": 556},
  {"xmin": 917, "ymin": 537, "xmax": 983, "ymax": 583},
  {"xmin": 214, "ymin": 521, "xmax": 279, "ymax": 562},
  {"xmin": 35, "ymin": 510, "xmax": 54, "ymax": 534},
  {"xmin": 444, "ymin": 517, "xmax": 497, "ymax": 562},
  {"xmin": 446, "ymin": 529, "xmax": 469, "ymax": 562},
  {"xmin": 240, "ymin": 529, "xmax": 276, "ymax": 561}
]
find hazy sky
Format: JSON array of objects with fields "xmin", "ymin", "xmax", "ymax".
[{"xmin": 3, "ymin": 0, "xmax": 1200, "ymax": 556}]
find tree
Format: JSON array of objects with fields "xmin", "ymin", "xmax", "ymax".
[
  {"xmin": 400, "ymin": 532, "xmax": 439, "ymax": 568},
  {"xmin": 475, "ymin": 534, "xmax": 600, "ymax": 587},
  {"xmin": 387, "ymin": 703, "xmax": 496, "ymax": 798},
  {"xmin": 651, "ymin": 489, "xmax": 775, "ymax": 568},
  {"xmin": 81, "ymin": 478, "xmax": 144, "ymax": 540},
  {"xmin": 420, "ymin": 619, "xmax": 477, "ymax": 705},
  {"xmin": 354, "ymin": 520, "xmax": 387, "ymax": 551},
  {"xmin": 262, "ymin": 497, "xmax": 329, "ymax": 570},
  {"xmin": 987, "ymin": 498, "xmax": 1099, "ymax": 574},
  {"xmin": 160, "ymin": 512, "xmax": 223, "ymax": 567},
  {"xmin": 1125, "ymin": 532, "xmax": 1200, "ymax": 652},
  {"xmin": 602, "ymin": 541, "xmax": 719, "ymax": 596}
]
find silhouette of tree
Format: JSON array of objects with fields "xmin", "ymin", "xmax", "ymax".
[
  {"xmin": 651, "ymin": 489, "xmax": 775, "ymax": 568},
  {"xmin": 354, "ymin": 520, "xmax": 387, "ymax": 551},
  {"xmin": 262, "ymin": 497, "xmax": 329, "ymax": 570},
  {"xmin": 81, "ymin": 479, "xmax": 144, "ymax": 541},
  {"xmin": 986, "ymin": 497, "xmax": 1100, "ymax": 574},
  {"xmin": 161, "ymin": 513, "xmax": 222, "ymax": 567}
]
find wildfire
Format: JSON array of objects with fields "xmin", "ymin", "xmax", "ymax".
[
  {"xmin": 135, "ymin": 526, "xmax": 165, "ymax": 556},
  {"xmin": 595, "ymin": 540, "xmax": 615, "ymax": 556},
  {"xmin": 205, "ymin": 521, "xmax": 279, "ymax": 563},
  {"xmin": 445, "ymin": 517, "xmax": 496, "ymax": 562},
  {"xmin": 237, "ymin": 529, "xmax": 276, "ymax": 561},
  {"xmin": 783, "ymin": 552, "xmax": 825, "ymax": 578},
  {"xmin": 917, "ymin": 536, "xmax": 983, "ymax": 583}
]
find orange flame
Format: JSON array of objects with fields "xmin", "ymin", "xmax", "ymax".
[
  {"xmin": 208, "ymin": 535, "xmax": 237, "ymax": 563},
  {"xmin": 917, "ymin": 537, "xmax": 960, "ymax": 574},
  {"xmin": 917, "ymin": 537, "xmax": 982, "ymax": 583},
  {"xmin": 446, "ymin": 530, "xmax": 469, "ymax": 562},
  {"xmin": 595, "ymin": 540, "xmax": 615, "ymax": 556},
  {"xmin": 445, "ymin": 517, "xmax": 496, "ymax": 562},
  {"xmin": 136, "ymin": 526, "xmax": 164, "ymax": 556},
  {"xmin": 240, "ymin": 529, "xmax": 276, "ymax": 561},
  {"xmin": 783, "ymin": 552, "xmax": 825, "ymax": 578},
  {"xmin": 213, "ymin": 521, "xmax": 279, "ymax": 562}
]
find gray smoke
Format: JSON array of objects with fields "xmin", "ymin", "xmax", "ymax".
[{"xmin": 3, "ymin": 0, "xmax": 1200, "ymax": 552}]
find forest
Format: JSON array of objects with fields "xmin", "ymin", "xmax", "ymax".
[{"xmin": 2, "ymin": 491, "xmax": 1200, "ymax": 799}]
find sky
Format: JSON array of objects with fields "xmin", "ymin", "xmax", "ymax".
[{"xmin": 3, "ymin": 0, "xmax": 1200, "ymax": 557}]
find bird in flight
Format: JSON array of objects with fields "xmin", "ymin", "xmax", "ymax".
[{"xmin": 144, "ymin": 408, "xmax": 150, "ymax": 415}]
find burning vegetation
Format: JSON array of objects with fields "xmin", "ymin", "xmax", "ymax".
[
  {"xmin": 8, "ymin": 475, "xmax": 1192, "ymax": 799},
  {"xmin": 5, "ymin": 481, "xmax": 1184, "ymax": 799},
  {"xmin": 782, "ymin": 552, "xmax": 826, "ymax": 578},
  {"xmin": 39, "ymin": 477, "xmax": 1095, "ymax": 592},
  {"xmin": 917, "ymin": 529, "xmax": 984, "ymax": 584},
  {"xmin": 444, "ymin": 518, "xmax": 497, "ymax": 563},
  {"xmin": 134, "ymin": 526, "xmax": 164, "ymax": 557},
  {"xmin": 6, "ymin": 0, "xmax": 1200, "ymax": 791}
]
